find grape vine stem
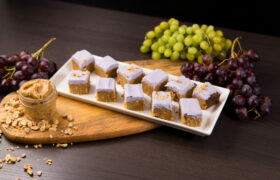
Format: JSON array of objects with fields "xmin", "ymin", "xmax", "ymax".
[{"xmin": 33, "ymin": 38, "xmax": 56, "ymax": 60}]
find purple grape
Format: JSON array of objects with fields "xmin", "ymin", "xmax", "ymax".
[
  {"xmin": 248, "ymin": 95, "xmax": 259, "ymax": 108},
  {"xmin": 20, "ymin": 54, "xmax": 31, "ymax": 62},
  {"xmin": 263, "ymin": 96, "xmax": 271, "ymax": 106},
  {"xmin": 19, "ymin": 50, "xmax": 29, "ymax": 57},
  {"xmin": 195, "ymin": 65, "xmax": 207, "ymax": 76},
  {"xmin": 217, "ymin": 76, "xmax": 228, "ymax": 86},
  {"xmin": 192, "ymin": 75, "xmax": 201, "ymax": 82},
  {"xmin": 21, "ymin": 64, "xmax": 34, "ymax": 76},
  {"xmin": 247, "ymin": 49, "xmax": 260, "ymax": 62},
  {"xmin": 246, "ymin": 75, "xmax": 256, "ymax": 85},
  {"xmin": 1, "ymin": 79, "xmax": 11, "ymax": 92},
  {"xmin": 259, "ymin": 103, "xmax": 270, "ymax": 116},
  {"xmin": 0, "ymin": 68, "xmax": 5, "ymax": 78},
  {"xmin": 19, "ymin": 80, "xmax": 28, "ymax": 87},
  {"xmin": 13, "ymin": 70, "xmax": 26, "ymax": 81},
  {"xmin": 15, "ymin": 61, "xmax": 27, "ymax": 70},
  {"xmin": 202, "ymin": 54, "xmax": 213, "ymax": 65},
  {"xmin": 10, "ymin": 79, "xmax": 19, "ymax": 91},
  {"xmin": 204, "ymin": 73, "xmax": 214, "ymax": 82},
  {"xmin": 181, "ymin": 64, "xmax": 187, "ymax": 74},
  {"xmin": 184, "ymin": 62, "xmax": 194, "ymax": 73},
  {"xmin": 232, "ymin": 95, "xmax": 246, "ymax": 107},
  {"xmin": 215, "ymin": 66, "xmax": 227, "ymax": 78},
  {"xmin": 240, "ymin": 84, "xmax": 252, "ymax": 97},
  {"xmin": 38, "ymin": 72, "xmax": 49, "ymax": 79},
  {"xmin": 184, "ymin": 72, "xmax": 193, "ymax": 79},
  {"xmin": 6, "ymin": 56, "xmax": 17, "ymax": 66},
  {"xmin": 235, "ymin": 67, "xmax": 246, "ymax": 79},
  {"xmin": 235, "ymin": 107, "xmax": 248, "ymax": 120},
  {"xmin": 228, "ymin": 58, "xmax": 238, "ymax": 70},
  {"xmin": 207, "ymin": 63, "xmax": 218, "ymax": 73},
  {"xmin": 28, "ymin": 57, "xmax": 39, "ymax": 67},
  {"xmin": 0, "ymin": 57, "xmax": 7, "ymax": 67},
  {"xmin": 226, "ymin": 84, "xmax": 235, "ymax": 96},
  {"xmin": 232, "ymin": 78, "xmax": 243, "ymax": 89},
  {"xmin": 245, "ymin": 68, "xmax": 255, "ymax": 76},
  {"xmin": 30, "ymin": 73, "xmax": 41, "ymax": 80}
]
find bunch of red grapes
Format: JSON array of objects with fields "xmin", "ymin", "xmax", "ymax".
[
  {"xmin": 181, "ymin": 39, "xmax": 271, "ymax": 120},
  {"xmin": 0, "ymin": 50, "xmax": 57, "ymax": 93}
]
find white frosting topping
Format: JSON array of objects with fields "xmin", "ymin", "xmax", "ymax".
[
  {"xmin": 193, "ymin": 82, "xmax": 221, "ymax": 100},
  {"xmin": 95, "ymin": 55, "xmax": 119, "ymax": 72},
  {"xmin": 68, "ymin": 70, "xmax": 90, "ymax": 85},
  {"xmin": 117, "ymin": 63, "xmax": 143, "ymax": 81},
  {"xmin": 124, "ymin": 84, "xmax": 144, "ymax": 102},
  {"xmin": 165, "ymin": 77, "xmax": 195, "ymax": 95},
  {"xmin": 152, "ymin": 91, "xmax": 172, "ymax": 110},
  {"xmin": 71, "ymin": 50, "xmax": 95, "ymax": 69},
  {"xmin": 142, "ymin": 69, "xmax": 168, "ymax": 88},
  {"xmin": 96, "ymin": 77, "xmax": 115, "ymax": 92},
  {"xmin": 179, "ymin": 98, "xmax": 202, "ymax": 118}
]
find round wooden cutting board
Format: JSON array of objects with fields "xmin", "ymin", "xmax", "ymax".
[{"xmin": 0, "ymin": 59, "xmax": 185, "ymax": 144}]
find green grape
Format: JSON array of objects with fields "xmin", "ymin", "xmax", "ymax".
[
  {"xmin": 224, "ymin": 39, "xmax": 232, "ymax": 50},
  {"xmin": 218, "ymin": 51, "xmax": 227, "ymax": 60},
  {"xmin": 197, "ymin": 54, "xmax": 204, "ymax": 64},
  {"xmin": 201, "ymin": 24, "xmax": 208, "ymax": 31},
  {"xmin": 140, "ymin": 45, "xmax": 149, "ymax": 53},
  {"xmin": 165, "ymin": 43, "xmax": 171, "ymax": 49},
  {"xmin": 216, "ymin": 30, "xmax": 223, "ymax": 37},
  {"xmin": 186, "ymin": 53, "xmax": 195, "ymax": 61},
  {"xmin": 184, "ymin": 36, "xmax": 192, "ymax": 46},
  {"xmin": 171, "ymin": 51, "xmax": 180, "ymax": 61},
  {"xmin": 192, "ymin": 34, "xmax": 203, "ymax": 43},
  {"xmin": 171, "ymin": 31, "xmax": 178, "ymax": 38},
  {"xmin": 164, "ymin": 48, "xmax": 172, "ymax": 57},
  {"xmin": 188, "ymin": 47, "xmax": 198, "ymax": 55},
  {"xmin": 205, "ymin": 46, "xmax": 213, "ymax": 54},
  {"xmin": 162, "ymin": 34, "xmax": 170, "ymax": 43},
  {"xmin": 152, "ymin": 51, "xmax": 161, "ymax": 60},
  {"xmin": 208, "ymin": 31, "xmax": 216, "ymax": 39},
  {"xmin": 146, "ymin": 31, "xmax": 156, "ymax": 39},
  {"xmin": 164, "ymin": 29, "xmax": 171, "ymax": 36},
  {"xmin": 213, "ymin": 36, "xmax": 222, "ymax": 43},
  {"xmin": 211, "ymin": 50, "xmax": 219, "ymax": 57},
  {"xmin": 213, "ymin": 43, "xmax": 222, "ymax": 51},
  {"xmin": 186, "ymin": 27, "xmax": 193, "ymax": 35},
  {"xmin": 176, "ymin": 34, "xmax": 184, "ymax": 42},
  {"xmin": 151, "ymin": 42, "xmax": 159, "ymax": 51},
  {"xmin": 157, "ymin": 38, "xmax": 165, "ymax": 46},
  {"xmin": 143, "ymin": 39, "xmax": 152, "ymax": 47},
  {"xmin": 178, "ymin": 26, "xmax": 186, "ymax": 34},
  {"xmin": 158, "ymin": 45, "xmax": 166, "ymax": 54},
  {"xmin": 154, "ymin": 26, "xmax": 162, "ymax": 34},
  {"xmin": 200, "ymin": 41, "xmax": 209, "ymax": 50},
  {"xmin": 168, "ymin": 18, "xmax": 175, "ymax": 24},
  {"xmin": 206, "ymin": 25, "xmax": 214, "ymax": 34},
  {"xmin": 170, "ymin": 19, "xmax": 179, "ymax": 26},
  {"xmin": 180, "ymin": 51, "xmax": 187, "ymax": 60},
  {"xmin": 160, "ymin": 21, "xmax": 169, "ymax": 29},
  {"xmin": 195, "ymin": 29, "xmax": 203, "ymax": 35},
  {"xmin": 155, "ymin": 32, "xmax": 163, "ymax": 38},
  {"xmin": 170, "ymin": 24, "xmax": 179, "ymax": 32},
  {"xmin": 173, "ymin": 42, "xmax": 184, "ymax": 52},
  {"xmin": 168, "ymin": 37, "xmax": 176, "ymax": 46},
  {"xmin": 192, "ymin": 24, "xmax": 199, "ymax": 31}
]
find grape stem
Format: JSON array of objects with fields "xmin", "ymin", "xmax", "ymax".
[
  {"xmin": 32, "ymin": 38, "xmax": 56, "ymax": 60},
  {"xmin": 248, "ymin": 107, "xmax": 261, "ymax": 120},
  {"xmin": 231, "ymin": 37, "xmax": 243, "ymax": 58},
  {"xmin": 2, "ymin": 66, "xmax": 16, "ymax": 79}
]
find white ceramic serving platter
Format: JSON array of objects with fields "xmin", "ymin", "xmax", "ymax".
[{"xmin": 51, "ymin": 55, "xmax": 230, "ymax": 136}]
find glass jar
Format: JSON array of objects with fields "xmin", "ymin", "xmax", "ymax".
[{"xmin": 18, "ymin": 79, "xmax": 58, "ymax": 121}]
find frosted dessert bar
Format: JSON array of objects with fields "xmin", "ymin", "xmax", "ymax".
[
  {"xmin": 71, "ymin": 50, "xmax": 95, "ymax": 72},
  {"xmin": 68, "ymin": 70, "xmax": 90, "ymax": 94},
  {"xmin": 192, "ymin": 82, "xmax": 221, "ymax": 110},
  {"xmin": 117, "ymin": 63, "xmax": 144, "ymax": 87},
  {"xmin": 151, "ymin": 91, "xmax": 173, "ymax": 120},
  {"xmin": 142, "ymin": 69, "xmax": 168, "ymax": 96},
  {"xmin": 179, "ymin": 98, "xmax": 202, "ymax": 127},
  {"xmin": 123, "ymin": 84, "xmax": 144, "ymax": 111},
  {"xmin": 165, "ymin": 76, "xmax": 196, "ymax": 101},
  {"xmin": 96, "ymin": 77, "xmax": 117, "ymax": 102},
  {"xmin": 95, "ymin": 55, "xmax": 119, "ymax": 78}
]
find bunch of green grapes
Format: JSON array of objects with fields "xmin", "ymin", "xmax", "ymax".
[{"xmin": 140, "ymin": 18, "xmax": 232, "ymax": 63}]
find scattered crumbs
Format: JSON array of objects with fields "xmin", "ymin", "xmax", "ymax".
[
  {"xmin": 67, "ymin": 114, "xmax": 73, "ymax": 122},
  {"xmin": 49, "ymin": 134, "xmax": 53, "ymax": 138},
  {"xmin": 21, "ymin": 153, "xmax": 26, "ymax": 158},
  {"xmin": 56, "ymin": 143, "xmax": 68, "ymax": 148},
  {"xmin": 16, "ymin": 157, "xmax": 21, "ymax": 162},
  {"xmin": 64, "ymin": 128, "xmax": 73, "ymax": 135},
  {"xmin": 37, "ymin": 170, "xmax": 42, "ymax": 177},
  {"xmin": 23, "ymin": 163, "xmax": 32, "ymax": 170},
  {"xmin": 16, "ymin": 178, "xmax": 20, "ymax": 180},
  {"xmin": 0, "ymin": 164, "xmax": 2, "ymax": 169},
  {"xmin": 68, "ymin": 122, "xmax": 73, "ymax": 128},
  {"xmin": 25, "ymin": 145, "xmax": 29, "ymax": 149},
  {"xmin": 46, "ymin": 159, "xmax": 52, "ymax": 165}
]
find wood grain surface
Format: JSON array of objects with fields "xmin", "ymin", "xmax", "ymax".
[
  {"xmin": 0, "ymin": 0, "xmax": 280, "ymax": 180},
  {"xmin": 0, "ymin": 59, "xmax": 183, "ymax": 144}
]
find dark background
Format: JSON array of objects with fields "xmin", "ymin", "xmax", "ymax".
[{"xmin": 57, "ymin": 0, "xmax": 278, "ymax": 36}]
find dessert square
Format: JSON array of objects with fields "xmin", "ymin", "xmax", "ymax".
[
  {"xmin": 96, "ymin": 77, "xmax": 117, "ymax": 102},
  {"xmin": 95, "ymin": 55, "xmax": 119, "ymax": 77},
  {"xmin": 124, "ymin": 84, "xmax": 144, "ymax": 111},
  {"xmin": 117, "ymin": 64, "xmax": 144, "ymax": 87},
  {"xmin": 179, "ymin": 98, "xmax": 202, "ymax": 127},
  {"xmin": 165, "ymin": 76, "xmax": 196, "ymax": 101},
  {"xmin": 151, "ymin": 91, "xmax": 173, "ymax": 120},
  {"xmin": 192, "ymin": 82, "xmax": 221, "ymax": 110},
  {"xmin": 142, "ymin": 69, "xmax": 168, "ymax": 96},
  {"xmin": 71, "ymin": 50, "xmax": 95, "ymax": 72},
  {"xmin": 68, "ymin": 70, "xmax": 90, "ymax": 94}
]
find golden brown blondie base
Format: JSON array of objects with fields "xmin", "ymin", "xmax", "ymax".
[
  {"xmin": 96, "ymin": 91, "xmax": 117, "ymax": 102},
  {"xmin": 94, "ymin": 65, "xmax": 117, "ymax": 78},
  {"xmin": 180, "ymin": 115, "xmax": 202, "ymax": 127},
  {"xmin": 69, "ymin": 83, "xmax": 90, "ymax": 95},
  {"xmin": 117, "ymin": 73, "xmax": 144, "ymax": 87},
  {"xmin": 72, "ymin": 60, "xmax": 94, "ymax": 72},
  {"xmin": 124, "ymin": 100, "xmax": 144, "ymax": 111},
  {"xmin": 152, "ymin": 108, "xmax": 173, "ymax": 120},
  {"xmin": 193, "ymin": 92, "xmax": 220, "ymax": 110},
  {"xmin": 167, "ymin": 84, "xmax": 196, "ymax": 102},
  {"xmin": 142, "ymin": 79, "xmax": 168, "ymax": 97}
]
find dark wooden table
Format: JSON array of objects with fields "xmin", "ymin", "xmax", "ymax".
[{"xmin": 1, "ymin": 0, "xmax": 280, "ymax": 179}]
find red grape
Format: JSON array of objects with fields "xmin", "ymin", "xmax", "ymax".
[
  {"xmin": 228, "ymin": 58, "xmax": 238, "ymax": 70},
  {"xmin": 252, "ymin": 84, "xmax": 261, "ymax": 95},
  {"xmin": 259, "ymin": 103, "xmax": 270, "ymax": 116},
  {"xmin": 21, "ymin": 64, "xmax": 34, "ymax": 75},
  {"xmin": 204, "ymin": 73, "xmax": 214, "ymax": 82},
  {"xmin": 202, "ymin": 54, "xmax": 213, "ymax": 65},
  {"xmin": 15, "ymin": 61, "xmax": 27, "ymax": 70},
  {"xmin": 13, "ymin": 70, "xmax": 26, "ymax": 81},
  {"xmin": 232, "ymin": 95, "xmax": 246, "ymax": 107},
  {"xmin": 248, "ymin": 95, "xmax": 259, "ymax": 108},
  {"xmin": 226, "ymin": 84, "xmax": 235, "ymax": 96},
  {"xmin": 10, "ymin": 79, "xmax": 19, "ymax": 91},
  {"xmin": 19, "ymin": 50, "xmax": 29, "ymax": 57},
  {"xmin": 1, "ymin": 79, "xmax": 11, "ymax": 92},
  {"xmin": 232, "ymin": 78, "xmax": 243, "ymax": 89},
  {"xmin": 28, "ymin": 57, "xmax": 39, "ymax": 67},
  {"xmin": 240, "ymin": 84, "xmax": 252, "ymax": 97},
  {"xmin": 235, "ymin": 107, "xmax": 248, "ymax": 120},
  {"xmin": 246, "ymin": 75, "xmax": 256, "ymax": 85},
  {"xmin": 247, "ymin": 49, "xmax": 260, "ymax": 62},
  {"xmin": 207, "ymin": 63, "xmax": 217, "ymax": 73},
  {"xmin": 263, "ymin": 96, "xmax": 271, "ymax": 106},
  {"xmin": 235, "ymin": 67, "xmax": 246, "ymax": 79}
]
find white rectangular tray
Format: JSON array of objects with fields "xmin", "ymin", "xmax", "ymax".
[{"xmin": 51, "ymin": 55, "xmax": 229, "ymax": 136}]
